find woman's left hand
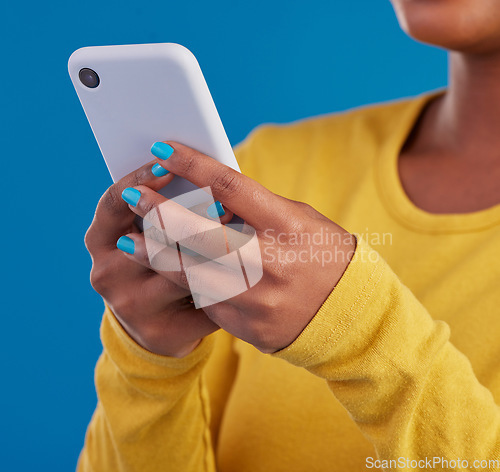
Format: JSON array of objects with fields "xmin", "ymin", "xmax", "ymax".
[{"xmin": 118, "ymin": 141, "xmax": 356, "ymax": 353}]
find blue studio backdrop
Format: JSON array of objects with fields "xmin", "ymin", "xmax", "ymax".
[{"xmin": 1, "ymin": 0, "xmax": 446, "ymax": 469}]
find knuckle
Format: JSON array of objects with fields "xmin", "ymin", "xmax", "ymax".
[
  {"xmin": 295, "ymin": 200, "xmax": 312, "ymax": 212},
  {"xmin": 139, "ymin": 195, "xmax": 158, "ymax": 219},
  {"xmin": 131, "ymin": 166, "xmax": 150, "ymax": 187},
  {"xmin": 210, "ymin": 170, "xmax": 241, "ymax": 197},
  {"xmin": 89, "ymin": 265, "xmax": 110, "ymax": 294},
  {"xmin": 120, "ymin": 164, "xmax": 152, "ymax": 189},
  {"xmin": 175, "ymin": 149, "xmax": 197, "ymax": 176},
  {"xmin": 99, "ymin": 184, "xmax": 122, "ymax": 216},
  {"xmin": 84, "ymin": 225, "xmax": 95, "ymax": 252},
  {"xmin": 286, "ymin": 215, "xmax": 307, "ymax": 235},
  {"xmin": 297, "ymin": 201, "xmax": 319, "ymax": 219}
]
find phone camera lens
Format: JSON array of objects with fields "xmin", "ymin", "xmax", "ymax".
[{"xmin": 79, "ymin": 68, "xmax": 100, "ymax": 88}]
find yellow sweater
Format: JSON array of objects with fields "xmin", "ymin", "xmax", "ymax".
[{"xmin": 78, "ymin": 92, "xmax": 500, "ymax": 471}]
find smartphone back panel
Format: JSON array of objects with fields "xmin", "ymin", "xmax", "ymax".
[{"xmin": 68, "ymin": 43, "xmax": 239, "ymax": 205}]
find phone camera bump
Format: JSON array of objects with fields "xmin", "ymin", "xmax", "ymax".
[{"xmin": 79, "ymin": 68, "xmax": 100, "ymax": 88}]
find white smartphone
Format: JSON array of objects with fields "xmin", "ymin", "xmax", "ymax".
[{"xmin": 68, "ymin": 43, "xmax": 239, "ymax": 210}]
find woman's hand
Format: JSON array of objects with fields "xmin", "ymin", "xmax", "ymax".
[
  {"xmin": 84, "ymin": 160, "xmax": 234, "ymax": 357},
  {"xmin": 118, "ymin": 142, "xmax": 356, "ymax": 354}
]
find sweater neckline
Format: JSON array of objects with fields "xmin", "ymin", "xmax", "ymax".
[{"xmin": 376, "ymin": 90, "xmax": 500, "ymax": 234}]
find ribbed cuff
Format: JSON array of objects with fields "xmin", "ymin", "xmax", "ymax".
[
  {"xmin": 271, "ymin": 238, "xmax": 387, "ymax": 368},
  {"xmin": 101, "ymin": 304, "xmax": 216, "ymax": 379}
]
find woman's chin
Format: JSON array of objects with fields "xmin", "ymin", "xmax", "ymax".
[
  {"xmin": 392, "ymin": 0, "xmax": 500, "ymax": 55},
  {"xmin": 408, "ymin": 28, "xmax": 500, "ymax": 55}
]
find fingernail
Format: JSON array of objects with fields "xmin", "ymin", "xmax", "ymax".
[
  {"xmin": 207, "ymin": 201, "xmax": 225, "ymax": 218},
  {"xmin": 152, "ymin": 163, "xmax": 169, "ymax": 177},
  {"xmin": 117, "ymin": 236, "xmax": 135, "ymax": 254},
  {"xmin": 151, "ymin": 142, "xmax": 174, "ymax": 160},
  {"xmin": 121, "ymin": 187, "xmax": 141, "ymax": 207}
]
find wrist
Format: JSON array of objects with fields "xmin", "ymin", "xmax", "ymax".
[
  {"xmin": 102, "ymin": 305, "xmax": 217, "ymax": 374},
  {"xmin": 124, "ymin": 323, "xmax": 205, "ymax": 358},
  {"xmin": 160, "ymin": 338, "xmax": 203, "ymax": 358}
]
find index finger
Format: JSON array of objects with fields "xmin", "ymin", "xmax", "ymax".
[
  {"xmin": 87, "ymin": 160, "xmax": 174, "ymax": 249},
  {"xmin": 151, "ymin": 141, "xmax": 285, "ymax": 229}
]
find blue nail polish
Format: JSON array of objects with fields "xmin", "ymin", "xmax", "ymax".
[
  {"xmin": 152, "ymin": 163, "xmax": 169, "ymax": 177},
  {"xmin": 151, "ymin": 142, "xmax": 174, "ymax": 160},
  {"xmin": 117, "ymin": 236, "xmax": 135, "ymax": 254},
  {"xmin": 121, "ymin": 187, "xmax": 141, "ymax": 207},
  {"xmin": 207, "ymin": 201, "xmax": 225, "ymax": 218}
]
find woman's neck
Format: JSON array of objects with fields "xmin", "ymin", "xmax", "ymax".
[{"xmin": 430, "ymin": 50, "xmax": 500, "ymax": 161}]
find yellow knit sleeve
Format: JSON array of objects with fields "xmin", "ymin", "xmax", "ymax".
[
  {"xmin": 272, "ymin": 238, "xmax": 500, "ymax": 470},
  {"xmin": 77, "ymin": 305, "xmax": 218, "ymax": 472}
]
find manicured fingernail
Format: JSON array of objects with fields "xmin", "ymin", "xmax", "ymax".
[
  {"xmin": 207, "ymin": 201, "xmax": 225, "ymax": 218},
  {"xmin": 152, "ymin": 163, "xmax": 169, "ymax": 177},
  {"xmin": 121, "ymin": 187, "xmax": 141, "ymax": 207},
  {"xmin": 117, "ymin": 236, "xmax": 135, "ymax": 254},
  {"xmin": 151, "ymin": 142, "xmax": 174, "ymax": 160}
]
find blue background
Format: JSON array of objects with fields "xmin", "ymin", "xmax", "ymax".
[{"xmin": 1, "ymin": 0, "xmax": 446, "ymax": 469}]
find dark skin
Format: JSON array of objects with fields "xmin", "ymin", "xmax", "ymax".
[
  {"xmin": 86, "ymin": 146, "xmax": 356, "ymax": 357},
  {"xmin": 86, "ymin": 1, "xmax": 500, "ymax": 358},
  {"xmin": 392, "ymin": 0, "xmax": 500, "ymax": 213}
]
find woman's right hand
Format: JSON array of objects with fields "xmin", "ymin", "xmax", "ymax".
[{"xmin": 84, "ymin": 160, "xmax": 221, "ymax": 358}]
